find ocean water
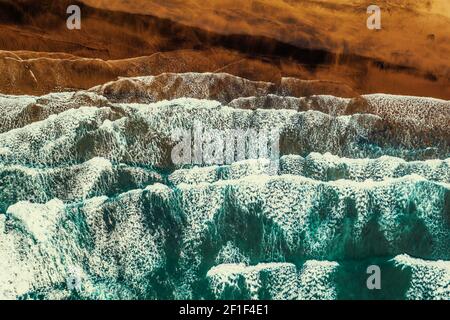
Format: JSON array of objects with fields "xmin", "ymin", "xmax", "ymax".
[{"xmin": 0, "ymin": 73, "xmax": 449, "ymax": 300}]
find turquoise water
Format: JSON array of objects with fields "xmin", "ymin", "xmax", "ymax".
[{"xmin": 0, "ymin": 85, "xmax": 449, "ymax": 300}]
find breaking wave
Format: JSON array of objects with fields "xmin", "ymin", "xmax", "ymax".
[{"xmin": 0, "ymin": 73, "xmax": 449, "ymax": 300}]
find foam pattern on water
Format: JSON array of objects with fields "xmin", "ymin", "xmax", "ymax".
[
  {"xmin": 0, "ymin": 99, "xmax": 448, "ymax": 168},
  {"xmin": 0, "ymin": 157, "xmax": 163, "ymax": 212},
  {"xmin": 0, "ymin": 73, "xmax": 449, "ymax": 300},
  {"xmin": 1, "ymin": 174, "xmax": 449, "ymax": 299}
]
